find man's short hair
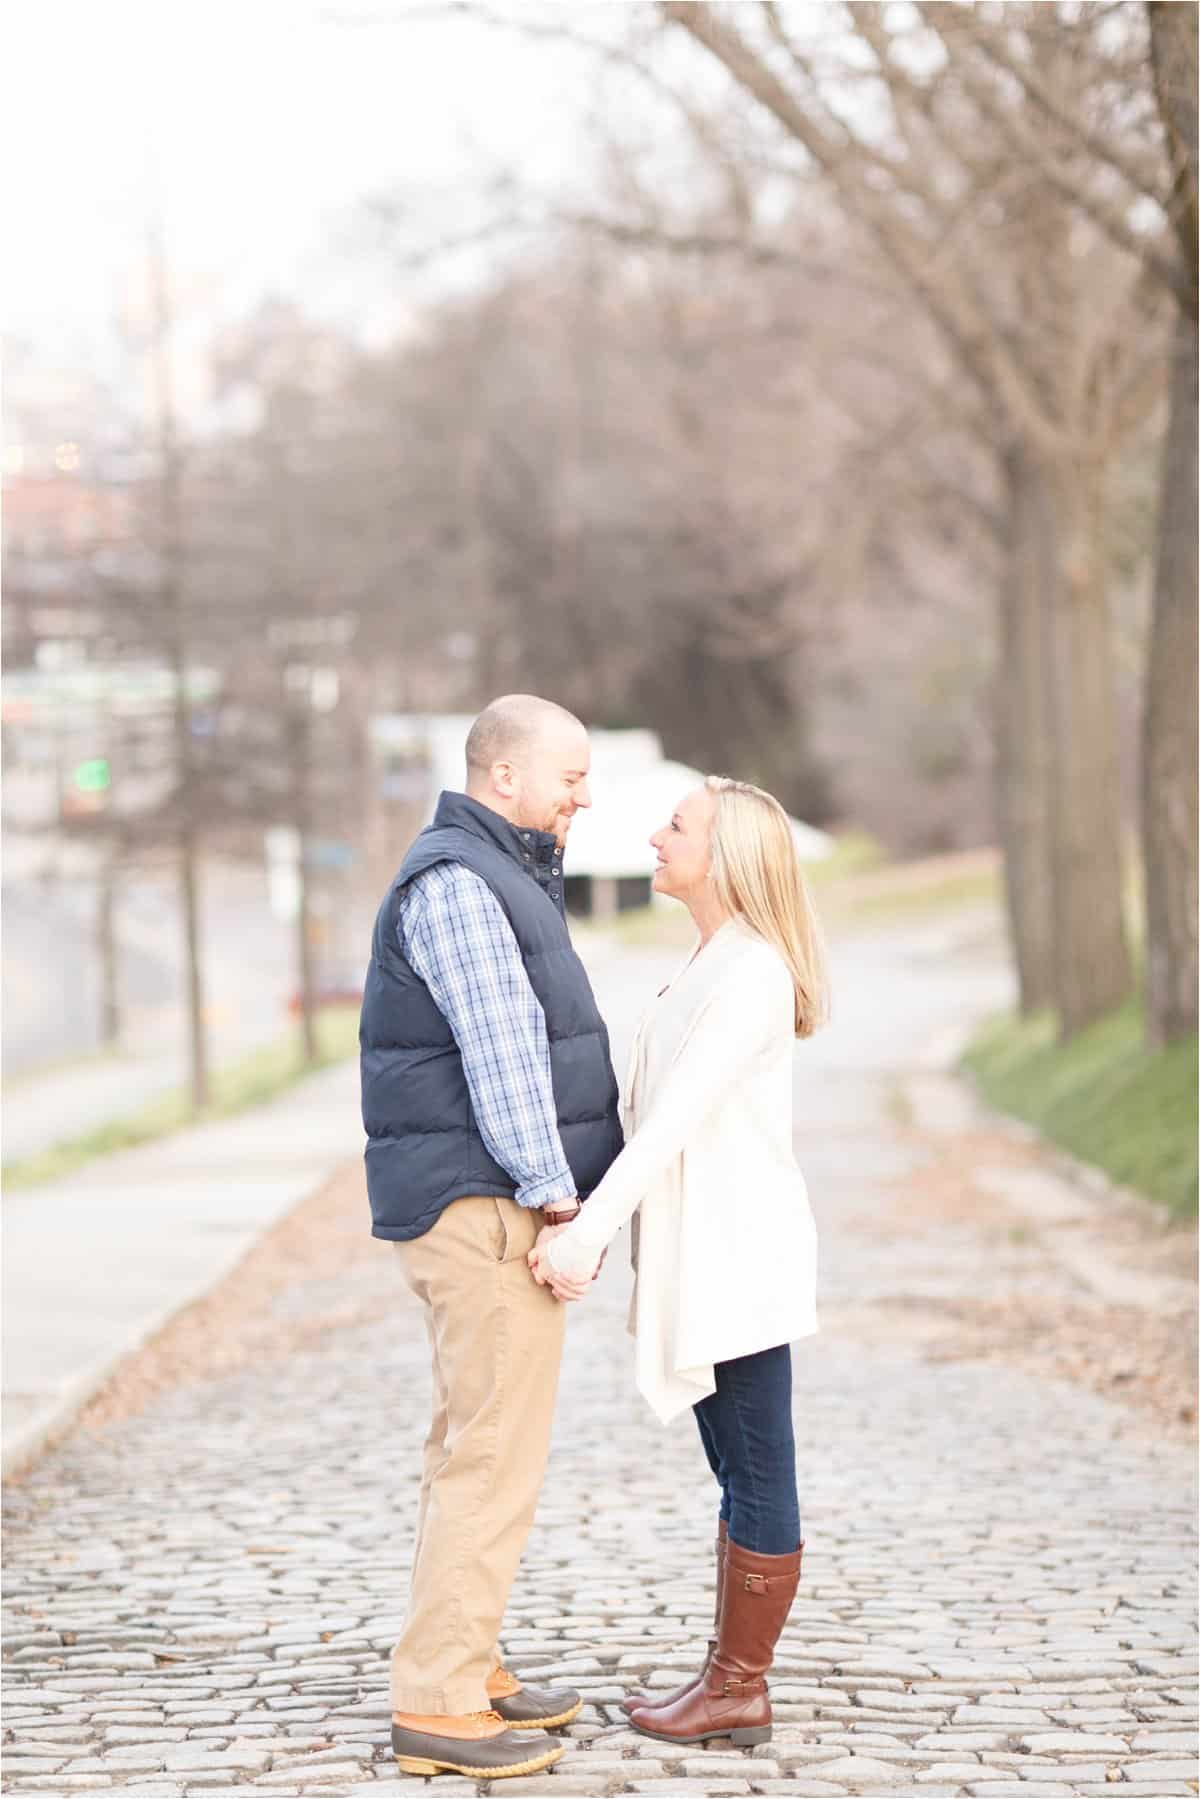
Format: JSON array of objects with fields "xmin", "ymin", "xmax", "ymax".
[{"xmin": 465, "ymin": 694, "xmax": 583, "ymax": 779}]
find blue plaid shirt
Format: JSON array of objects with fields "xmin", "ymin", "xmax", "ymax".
[{"xmin": 396, "ymin": 862, "xmax": 576, "ymax": 1210}]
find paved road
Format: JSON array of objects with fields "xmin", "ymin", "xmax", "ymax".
[
  {"xmin": 1, "ymin": 878, "xmax": 176, "ymax": 1077},
  {"xmin": 2, "ymin": 852, "xmax": 303, "ymax": 1163},
  {"xmin": 2, "ymin": 915, "xmax": 1196, "ymax": 1796}
]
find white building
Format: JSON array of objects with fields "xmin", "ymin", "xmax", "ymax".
[{"xmin": 370, "ymin": 715, "xmax": 831, "ymax": 918}]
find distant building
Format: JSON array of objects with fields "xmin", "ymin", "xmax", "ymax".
[
  {"xmin": 1, "ymin": 663, "xmax": 219, "ymax": 831},
  {"xmin": 1, "ymin": 472, "xmax": 141, "ymax": 668},
  {"xmin": 368, "ymin": 714, "xmax": 831, "ymax": 919}
]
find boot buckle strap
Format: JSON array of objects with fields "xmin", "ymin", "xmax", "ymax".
[
  {"xmin": 742, "ymin": 1572, "xmax": 770, "ymax": 1593},
  {"xmin": 720, "ymin": 1676, "xmax": 754, "ymax": 1696}
]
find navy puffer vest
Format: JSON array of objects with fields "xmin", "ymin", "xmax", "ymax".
[{"xmin": 360, "ymin": 790, "xmax": 624, "ymax": 1241}]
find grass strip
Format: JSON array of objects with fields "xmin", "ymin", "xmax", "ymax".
[
  {"xmin": 2, "ymin": 1005, "xmax": 361, "ymax": 1191},
  {"xmin": 963, "ymin": 1000, "xmax": 1198, "ymax": 1221}
]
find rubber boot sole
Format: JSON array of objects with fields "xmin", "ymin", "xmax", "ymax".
[
  {"xmin": 394, "ymin": 1740, "xmax": 564, "ymax": 1779},
  {"xmin": 503, "ymin": 1698, "xmax": 583, "ymax": 1730}
]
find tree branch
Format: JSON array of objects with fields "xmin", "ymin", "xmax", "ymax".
[
  {"xmin": 660, "ymin": 0, "xmax": 1066, "ymax": 460},
  {"xmin": 936, "ymin": 0, "xmax": 1168, "ymax": 204},
  {"xmin": 1148, "ymin": 0, "xmax": 1199, "ymax": 316},
  {"xmin": 917, "ymin": 2, "xmax": 1187, "ymax": 307}
]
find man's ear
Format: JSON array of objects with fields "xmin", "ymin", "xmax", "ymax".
[{"xmin": 492, "ymin": 759, "xmax": 519, "ymax": 799}]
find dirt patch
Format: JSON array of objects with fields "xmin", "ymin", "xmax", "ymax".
[
  {"xmin": 825, "ymin": 1290, "xmax": 1196, "ymax": 1440},
  {"xmin": 877, "ymin": 1127, "xmax": 1038, "ymax": 1230},
  {"xmin": 921, "ymin": 1293, "xmax": 1198, "ymax": 1442},
  {"xmin": 836, "ymin": 1115, "xmax": 1198, "ymax": 1441}
]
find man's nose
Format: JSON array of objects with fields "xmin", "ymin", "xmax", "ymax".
[{"xmin": 575, "ymin": 779, "xmax": 592, "ymax": 809}]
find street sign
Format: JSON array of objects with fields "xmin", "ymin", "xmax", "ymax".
[
  {"xmin": 304, "ymin": 839, "xmax": 356, "ymax": 870},
  {"xmin": 72, "ymin": 757, "xmax": 111, "ymax": 793}
]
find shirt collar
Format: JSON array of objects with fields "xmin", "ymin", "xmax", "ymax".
[{"xmin": 432, "ymin": 790, "xmax": 558, "ymax": 873}]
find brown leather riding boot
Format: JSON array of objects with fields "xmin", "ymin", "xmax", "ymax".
[
  {"xmin": 620, "ymin": 1521, "xmax": 727, "ymax": 1715},
  {"xmin": 627, "ymin": 1537, "xmax": 803, "ymax": 1746}
]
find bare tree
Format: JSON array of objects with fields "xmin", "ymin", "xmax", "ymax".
[
  {"xmin": 369, "ymin": 206, "xmax": 1005, "ymax": 833},
  {"xmin": 146, "ymin": 215, "xmax": 211, "ymax": 1107},
  {"xmin": 656, "ymin": 1, "xmax": 1167, "ymax": 1037},
  {"xmin": 1142, "ymin": 2, "xmax": 1198, "ymax": 1042},
  {"xmin": 900, "ymin": 0, "xmax": 1196, "ymax": 1039},
  {"xmin": 189, "ymin": 306, "xmax": 381, "ymax": 1063}
]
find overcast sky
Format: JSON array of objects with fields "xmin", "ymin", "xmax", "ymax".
[{"xmin": 6, "ymin": 0, "xmax": 619, "ymax": 369}]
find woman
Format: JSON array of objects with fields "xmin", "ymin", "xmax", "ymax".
[{"xmin": 528, "ymin": 775, "xmax": 827, "ymax": 1749}]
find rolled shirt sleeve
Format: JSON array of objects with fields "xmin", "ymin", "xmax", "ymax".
[{"xmin": 398, "ymin": 863, "xmax": 576, "ymax": 1210}]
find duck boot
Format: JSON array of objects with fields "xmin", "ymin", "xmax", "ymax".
[
  {"xmin": 487, "ymin": 1664, "xmax": 583, "ymax": 1729},
  {"xmin": 391, "ymin": 1708, "xmax": 563, "ymax": 1779},
  {"xmin": 627, "ymin": 1537, "xmax": 803, "ymax": 1747},
  {"xmin": 621, "ymin": 1521, "xmax": 727, "ymax": 1715}
]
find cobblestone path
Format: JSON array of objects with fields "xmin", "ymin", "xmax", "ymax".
[{"xmin": 4, "ymin": 924, "xmax": 1196, "ymax": 1797}]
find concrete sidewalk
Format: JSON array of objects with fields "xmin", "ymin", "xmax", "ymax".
[{"xmin": 1, "ymin": 1059, "xmax": 362, "ymax": 1478}]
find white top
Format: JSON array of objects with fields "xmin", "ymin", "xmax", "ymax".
[{"xmin": 547, "ymin": 915, "xmax": 819, "ymax": 1423}]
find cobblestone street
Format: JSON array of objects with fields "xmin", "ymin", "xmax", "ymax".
[{"xmin": 4, "ymin": 920, "xmax": 1197, "ymax": 1797}]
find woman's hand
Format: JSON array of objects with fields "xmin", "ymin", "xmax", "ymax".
[{"xmin": 528, "ymin": 1226, "xmax": 601, "ymax": 1300}]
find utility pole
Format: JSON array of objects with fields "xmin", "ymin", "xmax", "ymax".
[
  {"xmin": 97, "ymin": 837, "xmax": 121, "ymax": 1048},
  {"xmin": 96, "ymin": 685, "xmax": 121, "ymax": 1048},
  {"xmin": 285, "ymin": 666, "xmax": 320, "ymax": 1068}
]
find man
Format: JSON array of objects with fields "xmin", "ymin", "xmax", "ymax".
[{"xmin": 360, "ymin": 694, "xmax": 623, "ymax": 1780}]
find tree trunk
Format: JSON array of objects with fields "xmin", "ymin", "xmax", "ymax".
[
  {"xmin": 150, "ymin": 214, "xmax": 209, "ymax": 1110},
  {"xmin": 177, "ymin": 804, "xmax": 209, "ymax": 1107},
  {"xmin": 1041, "ymin": 455, "xmax": 1134, "ymax": 1038},
  {"xmin": 97, "ymin": 843, "xmax": 120, "ymax": 1048},
  {"xmin": 295, "ymin": 856, "xmax": 319, "ymax": 1068},
  {"xmin": 1142, "ymin": 307, "xmax": 1199, "ymax": 1044},
  {"xmin": 994, "ymin": 447, "xmax": 1056, "ymax": 1013},
  {"xmin": 164, "ymin": 572, "xmax": 209, "ymax": 1110},
  {"xmin": 291, "ymin": 701, "xmax": 320, "ymax": 1068}
]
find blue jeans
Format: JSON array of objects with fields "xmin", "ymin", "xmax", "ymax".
[{"xmin": 693, "ymin": 1343, "xmax": 801, "ymax": 1555}]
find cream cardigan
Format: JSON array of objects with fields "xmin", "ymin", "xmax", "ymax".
[{"xmin": 546, "ymin": 915, "xmax": 818, "ymax": 1423}]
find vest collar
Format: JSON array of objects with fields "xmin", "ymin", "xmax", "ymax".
[{"xmin": 432, "ymin": 790, "xmax": 559, "ymax": 876}]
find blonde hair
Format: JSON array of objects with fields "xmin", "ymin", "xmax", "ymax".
[{"xmin": 704, "ymin": 775, "xmax": 830, "ymax": 1039}]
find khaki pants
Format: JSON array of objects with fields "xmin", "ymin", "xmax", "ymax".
[{"xmin": 390, "ymin": 1194, "xmax": 566, "ymax": 1715}]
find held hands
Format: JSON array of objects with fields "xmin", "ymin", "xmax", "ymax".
[{"xmin": 528, "ymin": 1224, "xmax": 604, "ymax": 1302}]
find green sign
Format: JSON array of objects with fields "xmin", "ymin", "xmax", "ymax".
[{"xmin": 73, "ymin": 758, "xmax": 111, "ymax": 793}]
